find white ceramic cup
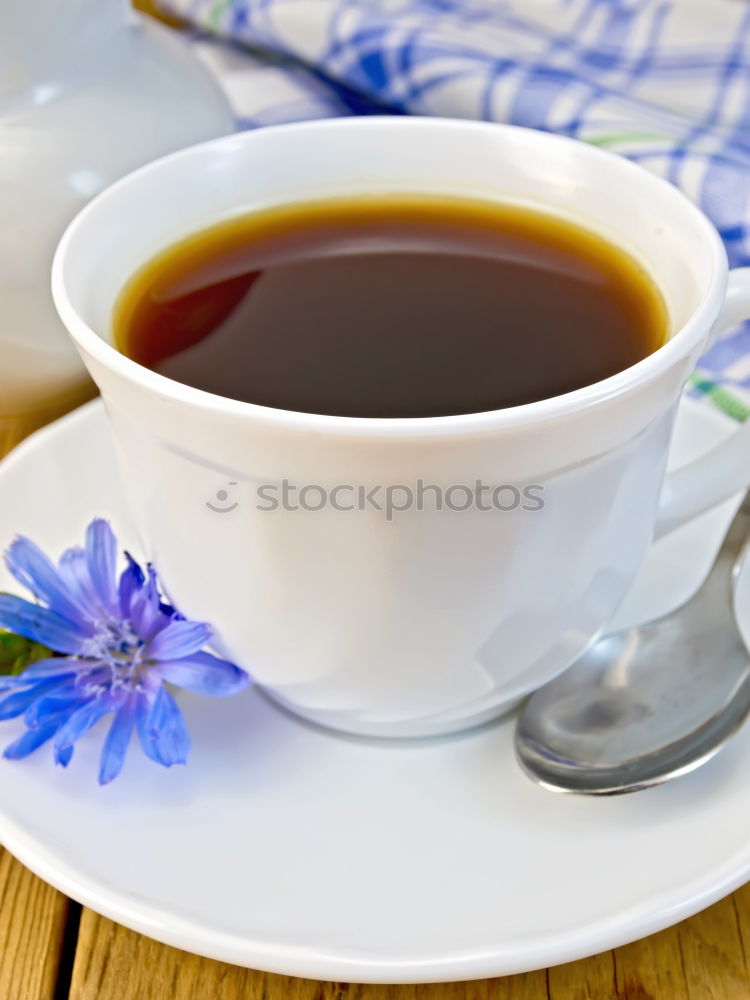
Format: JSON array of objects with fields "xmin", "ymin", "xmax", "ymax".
[{"xmin": 52, "ymin": 117, "xmax": 750, "ymax": 738}]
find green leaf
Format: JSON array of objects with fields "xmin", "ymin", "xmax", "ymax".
[
  {"xmin": 0, "ymin": 632, "xmax": 27, "ymax": 664},
  {"xmin": 27, "ymin": 641, "xmax": 51, "ymax": 663},
  {"xmin": 0, "ymin": 630, "xmax": 52, "ymax": 676}
]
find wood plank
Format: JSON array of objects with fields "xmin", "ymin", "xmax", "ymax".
[
  {"xmin": 71, "ymin": 910, "xmax": 553, "ymax": 1000},
  {"xmin": 548, "ymin": 952, "xmax": 615, "ymax": 1000},
  {"xmin": 490, "ymin": 972, "xmax": 549, "ymax": 999},
  {"xmin": 614, "ymin": 891, "xmax": 750, "ymax": 1000},
  {"xmin": 677, "ymin": 894, "xmax": 748, "ymax": 1000},
  {"xmin": 69, "ymin": 911, "xmax": 388, "ymax": 1000},
  {"xmin": 728, "ymin": 880, "xmax": 750, "ymax": 978},
  {"xmin": 65, "ymin": 890, "xmax": 750, "ymax": 1000},
  {"xmin": 0, "ymin": 849, "xmax": 70, "ymax": 1000},
  {"xmin": 615, "ymin": 924, "xmax": 688, "ymax": 999}
]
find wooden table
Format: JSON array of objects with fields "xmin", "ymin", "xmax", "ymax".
[{"xmin": 1, "ymin": 415, "xmax": 748, "ymax": 999}]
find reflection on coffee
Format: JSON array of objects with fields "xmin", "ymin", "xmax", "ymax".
[{"xmin": 114, "ymin": 195, "xmax": 668, "ymax": 418}]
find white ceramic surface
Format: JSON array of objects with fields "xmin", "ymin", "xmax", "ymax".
[
  {"xmin": 0, "ymin": 398, "xmax": 747, "ymax": 983},
  {"xmin": 52, "ymin": 119, "xmax": 750, "ymax": 738},
  {"xmin": 0, "ymin": 0, "xmax": 233, "ymax": 420}
]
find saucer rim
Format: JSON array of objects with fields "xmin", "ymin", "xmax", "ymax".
[{"xmin": 0, "ymin": 767, "xmax": 748, "ymax": 983}]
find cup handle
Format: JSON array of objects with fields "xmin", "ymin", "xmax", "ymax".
[{"xmin": 655, "ymin": 268, "xmax": 750, "ymax": 538}]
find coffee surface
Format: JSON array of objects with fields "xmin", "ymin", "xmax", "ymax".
[{"xmin": 114, "ymin": 196, "xmax": 667, "ymax": 418}]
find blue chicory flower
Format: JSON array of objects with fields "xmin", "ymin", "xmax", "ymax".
[{"xmin": 0, "ymin": 519, "xmax": 250, "ymax": 784}]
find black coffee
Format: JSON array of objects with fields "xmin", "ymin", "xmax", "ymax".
[{"xmin": 114, "ymin": 195, "xmax": 667, "ymax": 418}]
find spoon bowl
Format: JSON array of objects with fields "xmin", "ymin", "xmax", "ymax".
[{"xmin": 515, "ymin": 499, "xmax": 750, "ymax": 794}]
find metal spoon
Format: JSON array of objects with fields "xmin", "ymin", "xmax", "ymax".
[{"xmin": 515, "ymin": 496, "xmax": 750, "ymax": 794}]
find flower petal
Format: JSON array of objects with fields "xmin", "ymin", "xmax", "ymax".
[
  {"xmin": 53, "ymin": 696, "xmax": 112, "ymax": 762},
  {"xmin": 135, "ymin": 692, "xmax": 159, "ymax": 765},
  {"xmin": 0, "ymin": 596, "xmax": 86, "ymax": 654},
  {"xmin": 85, "ymin": 520, "xmax": 119, "ymax": 616},
  {"xmin": 56, "ymin": 744, "xmax": 74, "ymax": 768},
  {"xmin": 23, "ymin": 679, "xmax": 81, "ymax": 729},
  {"xmin": 98, "ymin": 698, "xmax": 136, "ymax": 785},
  {"xmin": 16, "ymin": 657, "xmax": 78, "ymax": 683},
  {"xmin": 5, "ymin": 536, "xmax": 91, "ymax": 630},
  {"xmin": 58, "ymin": 547, "xmax": 101, "ymax": 619},
  {"xmin": 157, "ymin": 651, "xmax": 250, "ymax": 697},
  {"xmin": 118, "ymin": 553, "xmax": 144, "ymax": 620},
  {"xmin": 138, "ymin": 686, "xmax": 190, "ymax": 767},
  {"xmin": 145, "ymin": 620, "xmax": 212, "ymax": 661},
  {"xmin": 3, "ymin": 720, "xmax": 60, "ymax": 760},
  {"xmin": 129, "ymin": 566, "xmax": 163, "ymax": 641},
  {"xmin": 0, "ymin": 677, "xmax": 68, "ymax": 721}
]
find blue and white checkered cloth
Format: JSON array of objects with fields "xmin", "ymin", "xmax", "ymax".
[{"xmin": 160, "ymin": 0, "xmax": 750, "ymax": 418}]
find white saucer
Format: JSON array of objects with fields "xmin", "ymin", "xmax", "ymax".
[{"xmin": 0, "ymin": 399, "xmax": 747, "ymax": 984}]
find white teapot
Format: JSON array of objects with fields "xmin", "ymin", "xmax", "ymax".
[{"xmin": 0, "ymin": 0, "xmax": 233, "ymax": 444}]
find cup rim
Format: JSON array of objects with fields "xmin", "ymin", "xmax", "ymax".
[{"xmin": 52, "ymin": 116, "xmax": 728, "ymax": 439}]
